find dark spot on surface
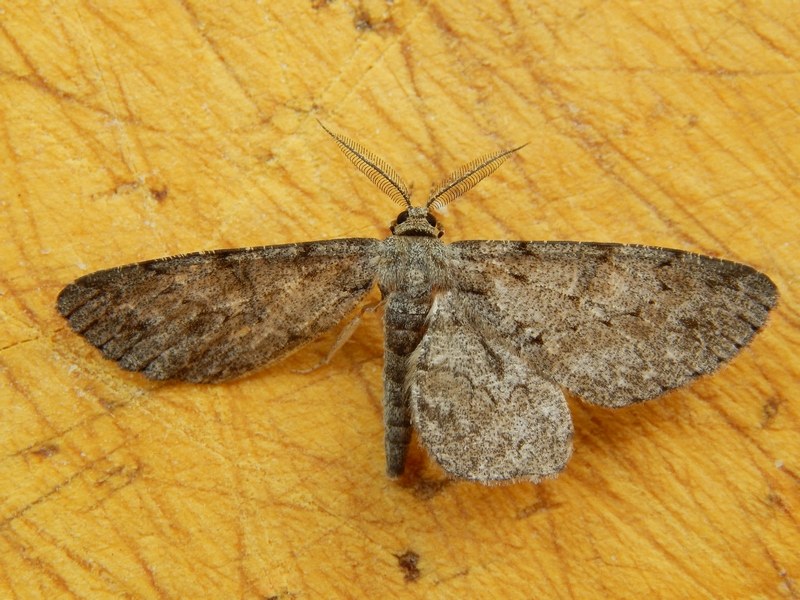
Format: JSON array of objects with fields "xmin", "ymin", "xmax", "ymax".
[
  {"xmin": 352, "ymin": 3, "xmax": 396, "ymax": 34},
  {"xmin": 510, "ymin": 271, "xmax": 528, "ymax": 283},
  {"xmin": 761, "ymin": 396, "xmax": 782, "ymax": 427},
  {"xmin": 310, "ymin": 0, "xmax": 332, "ymax": 8},
  {"xmin": 30, "ymin": 443, "xmax": 60, "ymax": 459},
  {"xmin": 99, "ymin": 397, "xmax": 119, "ymax": 412},
  {"xmin": 395, "ymin": 550, "xmax": 420, "ymax": 582},
  {"xmin": 354, "ymin": 10, "xmax": 372, "ymax": 31},
  {"xmin": 264, "ymin": 591, "xmax": 298, "ymax": 600},
  {"xmin": 149, "ymin": 186, "xmax": 168, "ymax": 202}
]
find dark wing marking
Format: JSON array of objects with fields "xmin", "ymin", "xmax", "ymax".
[
  {"xmin": 449, "ymin": 241, "xmax": 777, "ymax": 407},
  {"xmin": 57, "ymin": 239, "xmax": 380, "ymax": 382}
]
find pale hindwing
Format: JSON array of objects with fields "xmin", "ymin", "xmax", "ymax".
[
  {"xmin": 449, "ymin": 241, "xmax": 778, "ymax": 407},
  {"xmin": 57, "ymin": 239, "xmax": 380, "ymax": 382},
  {"xmin": 410, "ymin": 291, "xmax": 574, "ymax": 482}
]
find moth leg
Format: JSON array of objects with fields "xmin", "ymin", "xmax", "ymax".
[{"xmin": 292, "ymin": 299, "xmax": 384, "ymax": 375}]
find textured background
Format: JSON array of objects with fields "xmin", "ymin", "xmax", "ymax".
[{"xmin": 1, "ymin": 1, "xmax": 798, "ymax": 598}]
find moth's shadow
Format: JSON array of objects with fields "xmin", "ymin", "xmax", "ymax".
[{"xmin": 566, "ymin": 386, "xmax": 693, "ymax": 464}]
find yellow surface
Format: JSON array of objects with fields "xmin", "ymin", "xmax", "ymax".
[{"xmin": 1, "ymin": 1, "xmax": 798, "ymax": 598}]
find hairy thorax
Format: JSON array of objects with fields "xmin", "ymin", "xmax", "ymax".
[{"xmin": 377, "ymin": 236, "xmax": 451, "ymax": 298}]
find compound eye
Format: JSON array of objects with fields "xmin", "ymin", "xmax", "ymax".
[
  {"xmin": 425, "ymin": 214, "xmax": 437, "ymax": 227},
  {"xmin": 395, "ymin": 210, "xmax": 408, "ymax": 224}
]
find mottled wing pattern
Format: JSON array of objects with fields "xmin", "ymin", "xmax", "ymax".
[
  {"xmin": 410, "ymin": 292, "xmax": 574, "ymax": 483},
  {"xmin": 448, "ymin": 241, "xmax": 778, "ymax": 407},
  {"xmin": 57, "ymin": 239, "xmax": 380, "ymax": 382}
]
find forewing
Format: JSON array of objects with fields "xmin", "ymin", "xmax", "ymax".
[
  {"xmin": 57, "ymin": 239, "xmax": 380, "ymax": 382},
  {"xmin": 410, "ymin": 291, "xmax": 574, "ymax": 483},
  {"xmin": 450, "ymin": 241, "xmax": 778, "ymax": 407}
]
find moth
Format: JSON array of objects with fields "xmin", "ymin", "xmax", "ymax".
[{"xmin": 57, "ymin": 125, "xmax": 778, "ymax": 483}]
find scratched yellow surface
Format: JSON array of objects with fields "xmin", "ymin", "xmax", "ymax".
[{"xmin": 1, "ymin": 1, "xmax": 798, "ymax": 598}]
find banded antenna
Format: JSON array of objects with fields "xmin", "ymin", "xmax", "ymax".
[
  {"xmin": 427, "ymin": 145, "xmax": 526, "ymax": 209},
  {"xmin": 319, "ymin": 122, "xmax": 412, "ymax": 208}
]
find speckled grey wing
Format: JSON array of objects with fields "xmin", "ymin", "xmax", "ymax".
[
  {"xmin": 448, "ymin": 241, "xmax": 778, "ymax": 407},
  {"xmin": 410, "ymin": 291, "xmax": 574, "ymax": 482},
  {"xmin": 57, "ymin": 239, "xmax": 380, "ymax": 382}
]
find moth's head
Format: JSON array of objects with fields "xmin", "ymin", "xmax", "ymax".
[
  {"xmin": 318, "ymin": 122, "xmax": 524, "ymax": 242},
  {"xmin": 390, "ymin": 206, "xmax": 444, "ymax": 238}
]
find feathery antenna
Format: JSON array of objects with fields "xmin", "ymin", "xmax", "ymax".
[
  {"xmin": 319, "ymin": 122, "xmax": 412, "ymax": 208},
  {"xmin": 426, "ymin": 145, "xmax": 526, "ymax": 209}
]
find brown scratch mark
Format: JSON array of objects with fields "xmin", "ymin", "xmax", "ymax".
[
  {"xmin": 85, "ymin": 461, "xmax": 143, "ymax": 511},
  {"xmin": 177, "ymin": 0, "xmax": 263, "ymax": 116},
  {"xmin": 765, "ymin": 491, "xmax": 792, "ymax": 519},
  {"xmin": 433, "ymin": 567, "xmax": 470, "ymax": 586},
  {"xmin": 425, "ymin": 3, "xmax": 456, "ymax": 37},
  {"xmin": 727, "ymin": 14, "xmax": 795, "ymax": 62},
  {"xmin": 265, "ymin": 591, "xmax": 299, "ymax": 600},
  {"xmin": 777, "ymin": 464, "xmax": 800, "ymax": 485},
  {"xmin": 515, "ymin": 494, "xmax": 562, "ymax": 519},
  {"xmin": 29, "ymin": 443, "xmax": 60, "ymax": 459},
  {"xmin": 0, "ymin": 267, "xmax": 42, "ymax": 330},
  {"xmin": 352, "ymin": 0, "xmax": 397, "ymax": 35},
  {"xmin": 9, "ymin": 513, "xmax": 135, "ymax": 593},
  {"xmin": 94, "ymin": 491, "xmax": 170, "ymax": 597},
  {"xmin": 90, "ymin": 178, "xmax": 168, "ymax": 203},
  {"xmin": 760, "ymin": 396, "xmax": 783, "ymax": 428},
  {"xmin": 705, "ymin": 394, "xmax": 792, "ymax": 486},
  {"xmin": 94, "ymin": 462, "xmax": 141, "ymax": 488},
  {"xmin": 310, "ymin": 0, "xmax": 333, "ymax": 8},
  {"xmin": 3, "ymin": 435, "xmax": 133, "ymax": 527},
  {"xmin": 354, "ymin": 11, "xmax": 372, "ymax": 31},
  {"xmin": 0, "ymin": 23, "xmax": 164, "ymax": 133},
  {"xmin": 150, "ymin": 185, "xmax": 169, "ymax": 202},
  {"xmin": 394, "ymin": 550, "xmax": 421, "ymax": 583},
  {"xmin": 762, "ymin": 543, "xmax": 799, "ymax": 599},
  {"xmin": 9, "ymin": 393, "xmax": 131, "ymax": 460},
  {"xmin": 2, "ymin": 463, "xmax": 94, "ymax": 527},
  {"xmin": 98, "ymin": 397, "xmax": 121, "ymax": 412},
  {"xmin": 764, "ymin": 488, "xmax": 800, "ymax": 532},
  {"xmin": 0, "ymin": 336, "xmax": 42, "ymax": 353},
  {"xmin": 105, "ymin": 68, "xmax": 146, "ymax": 172},
  {"xmin": 777, "ymin": 568, "xmax": 798, "ymax": 599},
  {"xmin": 0, "ymin": 527, "xmax": 80, "ymax": 595}
]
